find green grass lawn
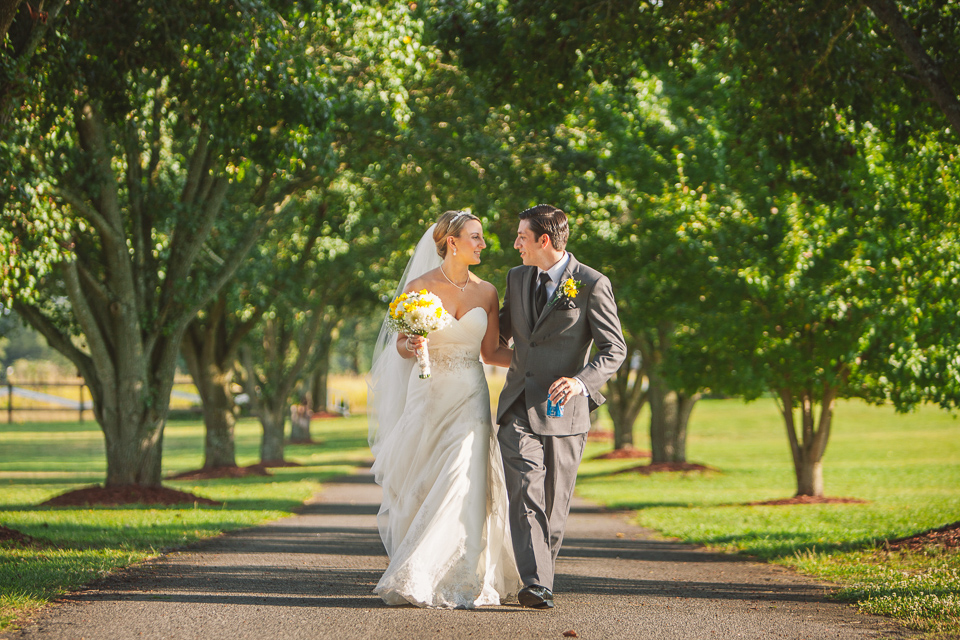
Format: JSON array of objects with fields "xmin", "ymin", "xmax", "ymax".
[
  {"xmin": 1, "ymin": 399, "xmax": 958, "ymax": 635},
  {"xmin": 0, "ymin": 415, "xmax": 372, "ymax": 630},
  {"xmin": 579, "ymin": 398, "xmax": 960, "ymax": 636}
]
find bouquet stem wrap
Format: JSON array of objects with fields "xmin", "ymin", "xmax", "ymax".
[{"xmin": 414, "ymin": 342, "xmax": 431, "ymax": 378}]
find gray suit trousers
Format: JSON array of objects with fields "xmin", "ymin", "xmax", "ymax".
[{"xmin": 498, "ymin": 396, "xmax": 587, "ymax": 591}]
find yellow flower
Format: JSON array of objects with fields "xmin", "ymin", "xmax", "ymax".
[{"xmin": 561, "ymin": 278, "xmax": 580, "ymax": 299}]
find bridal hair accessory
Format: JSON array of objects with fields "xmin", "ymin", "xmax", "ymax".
[
  {"xmin": 440, "ymin": 265, "xmax": 469, "ymax": 291},
  {"xmin": 387, "ymin": 290, "xmax": 453, "ymax": 378}
]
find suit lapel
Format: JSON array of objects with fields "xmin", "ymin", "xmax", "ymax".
[{"xmin": 532, "ymin": 253, "xmax": 579, "ymax": 333}]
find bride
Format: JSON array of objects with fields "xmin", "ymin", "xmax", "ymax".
[{"xmin": 368, "ymin": 211, "xmax": 521, "ymax": 608}]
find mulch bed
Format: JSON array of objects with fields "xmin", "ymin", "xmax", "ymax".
[
  {"xmin": 39, "ymin": 485, "xmax": 221, "ymax": 507},
  {"xmin": 0, "ymin": 525, "xmax": 36, "ymax": 546},
  {"xmin": 742, "ymin": 495, "xmax": 869, "ymax": 506},
  {"xmin": 586, "ymin": 430, "xmax": 614, "ymax": 441},
  {"xmin": 885, "ymin": 521, "xmax": 960, "ymax": 551},
  {"xmin": 614, "ymin": 461, "xmax": 719, "ymax": 475},
  {"xmin": 259, "ymin": 460, "xmax": 303, "ymax": 468},
  {"xmin": 311, "ymin": 411, "xmax": 343, "ymax": 419},
  {"xmin": 592, "ymin": 447, "xmax": 652, "ymax": 460},
  {"xmin": 166, "ymin": 464, "xmax": 273, "ymax": 481}
]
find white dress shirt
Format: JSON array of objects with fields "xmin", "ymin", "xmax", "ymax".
[
  {"xmin": 537, "ymin": 252, "xmax": 571, "ymax": 303},
  {"xmin": 537, "ymin": 252, "xmax": 588, "ymax": 398}
]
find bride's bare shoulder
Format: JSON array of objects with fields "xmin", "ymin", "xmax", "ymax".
[
  {"xmin": 404, "ymin": 269, "xmax": 442, "ymax": 293},
  {"xmin": 473, "ymin": 279, "xmax": 501, "ymax": 308}
]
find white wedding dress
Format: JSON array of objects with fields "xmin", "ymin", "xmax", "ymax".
[{"xmin": 370, "ymin": 306, "xmax": 521, "ymax": 608}]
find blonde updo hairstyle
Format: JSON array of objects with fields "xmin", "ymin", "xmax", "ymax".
[{"xmin": 434, "ymin": 210, "xmax": 481, "ymax": 258}]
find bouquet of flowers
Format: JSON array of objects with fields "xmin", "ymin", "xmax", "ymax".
[{"xmin": 387, "ymin": 290, "xmax": 452, "ymax": 378}]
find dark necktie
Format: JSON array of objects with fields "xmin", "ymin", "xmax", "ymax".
[{"xmin": 535, "ymin": 272, "xmax": 551, "ymax": 317}]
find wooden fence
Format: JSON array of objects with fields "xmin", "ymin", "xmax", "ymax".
[
  {"xmin": 0, "ymin": 378, "xmax": 355, "ymax": 423},
  {"xmin": 0, "ymin": 378, "xmax": 203, "ymax": 423}
]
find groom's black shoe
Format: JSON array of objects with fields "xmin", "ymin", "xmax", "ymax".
[{"xmin": 518, "ymin": 584, "xmax": 554, "ymax": 609}]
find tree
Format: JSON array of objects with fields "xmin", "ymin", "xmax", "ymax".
[
  {"xmin": 3, "ymin": 1, "xmax": 361, "ymax": 487},
  {"xmin": 427, "ymin": 0, "xmax": 960, "ymax": 497},
  {"xmin": 239, "ymin": 191, "xmax": 397, "ymax": 463},
  {"xmin": 660, "ymin": 3, "xmax": 960, "ymax": 496},
  {"xmin": 181, "ymin": 290, "xmax": 259, "ymax": 471},
  {"xmin": 521, "ymin": 66, "xmax": 737, "ymax": 461}
]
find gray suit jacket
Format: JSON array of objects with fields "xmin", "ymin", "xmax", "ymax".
[{"xmin": 497, "ymin": 253, "xmax": 627, "ymax": 436}]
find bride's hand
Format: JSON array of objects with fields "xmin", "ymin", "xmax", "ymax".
[{"xmin": 405, "ymin": 335, "xmax": 428, "ymax": 354}]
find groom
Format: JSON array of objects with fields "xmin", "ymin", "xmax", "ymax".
[{"xmin": 497, "ymin": 205, "xmax": 626, "ymax": 609}]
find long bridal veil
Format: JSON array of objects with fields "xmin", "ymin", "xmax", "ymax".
[{"xmin": 367, "ymin": 224, "xmax": 441, "ymax": 459}]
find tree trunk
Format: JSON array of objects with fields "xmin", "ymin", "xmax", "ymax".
[
  {"xmin": 101, "ymin": 409, "xmax": 165, "ymax": 486},
  {"xmin": 16, "ymin": 285, "xmax": 180, "ymax": 488},
  {"xmin": 181, "ymin": 339, "xmax": 238, "ymax": 469},
  {"xmin": 777, "ymin": 386, "xmax": 836, "ymax": 497},
  {"xmin": 199, "ymin": 376, "xmax": 237, "ymax": 469},
  {"xmin": 181, "ymin": 303, "xmax": 256, "ymax": 471},
  {"xmin": 239, "ymin": 338, "xmax": 292, "ymax": 466},
  {"xmin": 240, "ymin": 310, "xmax": 339, "ymax": 464},
  {"xmin": 289, "ymin": 393, "xmax": 312, "ymax": 443},
  {"xmin": 796, "ymin": 452, "xmax": 824, "ymax": 497},
  {"xmin": 259, "ymin": 400, "xmax": 287, "ymax": 464},
  {"xmin": 0, "ymin": 0, "xmax": 23, "ymax": 45},
  {"xmin": 648, "ymin": 369, "xmax": 700, "ymax": 464},
  {"xmin": 308, "ymin": 336, "xmax": 333, "ymax": 413},
  {"xmin": 605, "ymin": 349, "xmax": 646, "ymax": 450}
]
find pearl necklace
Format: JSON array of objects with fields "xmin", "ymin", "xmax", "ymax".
[{"xmin": 440, "ymin": 265, "xmax": 469, "ymax": 292}]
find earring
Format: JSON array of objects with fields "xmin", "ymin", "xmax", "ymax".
[{"xmin": 453, "ymin": 247, "xmax": 457, "ymax": 255}]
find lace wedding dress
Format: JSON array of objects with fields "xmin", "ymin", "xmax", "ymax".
[{"xmin": 370, "ymin": 306, "xmax": 521, "ymax": 608}]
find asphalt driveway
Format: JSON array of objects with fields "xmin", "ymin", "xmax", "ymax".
[{"xmin": 4, "ymin": 471, "xmax": 912, "ymax": 640}]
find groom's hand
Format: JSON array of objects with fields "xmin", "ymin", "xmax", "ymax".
[{"xmin": 548, "ymin": 377, "xmax": 585, "ymax": 405}]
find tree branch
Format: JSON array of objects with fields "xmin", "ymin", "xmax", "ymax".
[
  {"xmin": 776, "ymin": 389, "xmax": 803, "ymax": 473},
  {"xmin": 61, "ymin": 259, "xmax": 117, "ymax": 391},
  {"xmin": 12, "ymin": 300, "xmax": 94, "ymax": 380},
  {"xmin": 50, "ymin": 186, "xmax": 121, "ymax": 245},
  {"xmin": 0, "ymin": 0, "xmax": 24, "ymax": 45},
  {"xmin": 181, "ymin": 124, "xmax": 210, "ymax": 206},
  {"xmin": 76, "ymin": 103, "xmax": 124, "ymax": 234},
  {"xmin": 15, "ymin": 0, "xmax": 66, "ymax": 54},
  {"xmin": 865, "ymin": 0, "xmax": 960, "ymax": 134},
  {"xmin": 813, "ymin": 383, "xmax": 837, "ymax": 461},
  {"xmin": 146, "ymin": 94, "xmax": 164, "ymax": 186},
  {"xmin": 224, "ymin": 313, "xmax": 263, "ymax": 366},
  {"xmin": 808, "ymin": 2, "xmax": 864, "ymax": 78},
  {"xmin": 75, "ymin": 260, "xmax": 111, "ymax": 316},
  {"xmin": 165, "ymin": 176, "xmax": 229, "ymax": 291},
  {"xmin": 175, "ymin": 187, "xmax": 313, "ymax": 336},
  {"xmin": 276, "ymin": 307, "xmax": 328, "ymax": 398},
  {"xmin": 124, "ymin": 120, "xmax": 149, "ymax": 314}
]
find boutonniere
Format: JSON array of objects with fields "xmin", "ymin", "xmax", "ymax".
[{"xmin": 552, "ymin": 278, "xmax": 582, "ymax": 305}]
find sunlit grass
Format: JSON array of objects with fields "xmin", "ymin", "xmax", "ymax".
[
  {"xmin": 0, "ymin": 415, "xmax": 371, "ymax": 631},
  {"xmin": 3, "ymin": 397, "xmax": 959, "ymax": 635},
  {"xmin": 580, "ymin": 398, "xmax": 960, "ymax": 635}
]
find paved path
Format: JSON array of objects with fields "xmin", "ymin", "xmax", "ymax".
[{"xmin": 6, "ymin": 472, "xmax": 911, "ymax": 640}]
